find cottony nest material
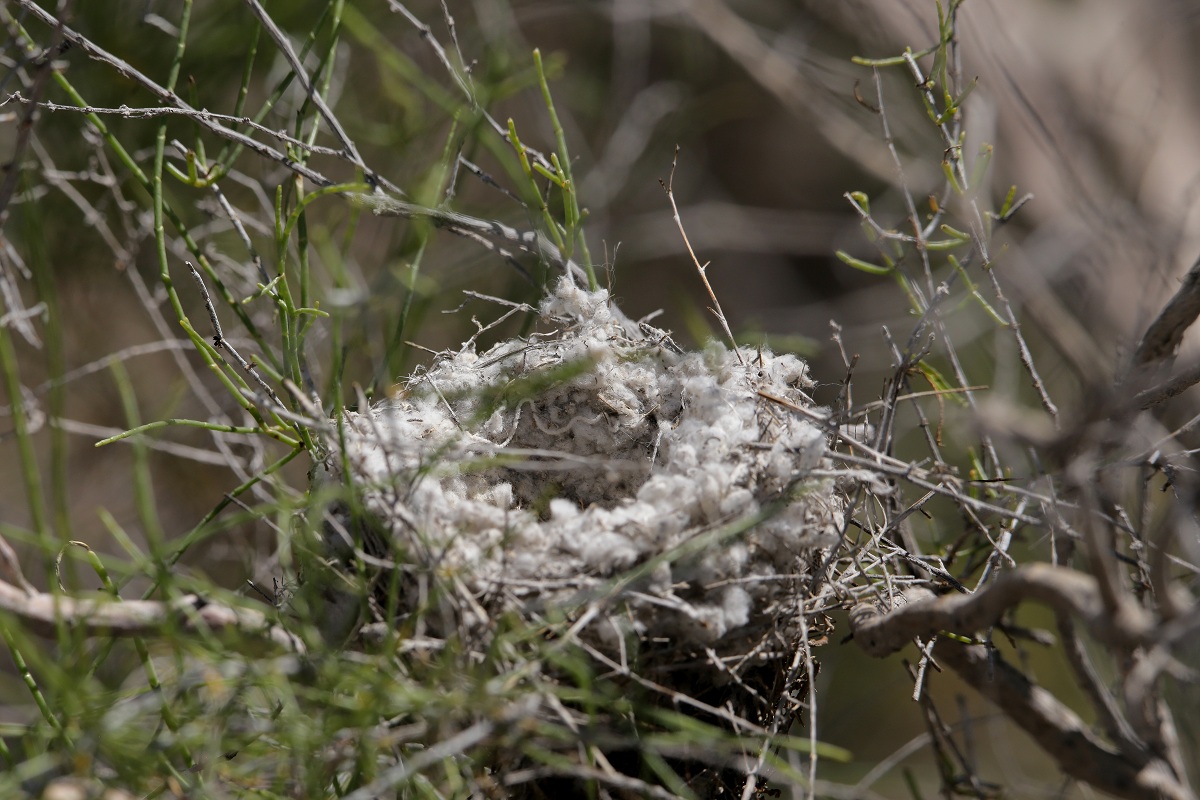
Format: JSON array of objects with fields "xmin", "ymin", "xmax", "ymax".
[{"xmin": 315, "ymin": 277, "xmax": 842, "ymax": 657}]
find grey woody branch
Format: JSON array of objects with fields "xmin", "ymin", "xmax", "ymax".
[
  {"xmin": 1132, "ymin": 257, "xmax": 1200, "ymax": 368},
  {"xmin": 848, "ymin": 566, "xmax": 1195, "ymax": 800},
  {"xmin": 936, "ymin": 641, "xmax": 1191, "ymax": 800},
  {"xmin": 848, "ymin": 563, "xmax": 1156, "ymax": 657}
]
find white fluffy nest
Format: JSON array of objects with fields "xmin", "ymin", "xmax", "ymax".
[{"xmin": 319, "ymin": 278, "xmax": 842, "ymax": 652}]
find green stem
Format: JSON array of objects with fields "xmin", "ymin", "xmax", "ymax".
[
  {"xmin": 0, "ymin": 308, "xmax": 51, "ymax": 571},
  {"xmin": 95, "ymin": 417, "xmax": 300, "ymax": 448},
  {"xmin": 1, "ymin": 626, "xmax": 66, "ymax": 741}
]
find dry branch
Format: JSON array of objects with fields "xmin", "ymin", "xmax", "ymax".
[
  {"xmin": 1132, "ymin": 257, "xmax": 1200, "ymax": 368},
  {"xmin": 848, "ymin": 569, "xmax": 1196, "ymax": 800},
  {"xmin": 847, "ymin": 564, "xmax": 1155, "ymax": 657},
  {"xmin": 937, "ymin": 641, "xmax": 1192, "ymax": 800},
  {"xmin": 0, "ymin": 577, "xmax": 303, "ymax": 654}
]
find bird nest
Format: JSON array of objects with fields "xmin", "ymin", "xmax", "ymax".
[{"xmin": 314, "ymin": 277, "xmax": 842, "ymax": 684}]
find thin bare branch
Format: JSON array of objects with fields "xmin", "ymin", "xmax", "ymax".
[
  {"xmin": 240, "ymin": 0, "xmax": 373, "ymax": 183},
  {"xmin": 660, "ymin": 146, "xmax": 742, "ymax": 362}
]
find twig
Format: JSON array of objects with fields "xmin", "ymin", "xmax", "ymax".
[
  {"xmin": 2, "ymin": 93, "xmax": 346, "ymax": 159},
  {"xmin": 0, "ymin": 534, "xmax": 36, "ymax": 596},
  {"xmin": 187, "ymin": 262, "xmax": 284, "ymax": 411},
  {"xmin": 759, "ymin": 389, "xmax": 1044, "ymax": 526},
  {"xmin": 1124, "ymin": 610, "xmax": 1200, "ymax": 758},
  {"xmin": 580, "ymin": 640, "xmax": 768, "ymax": 736},
  {"xmin": 340, "ymin": 706, "xmax": 528, "ymax": 800},
  {"xmin": 1131, "ymin": 255, "xmax": 1200, "ymax": 368},
  {"xmin": 386, "ymin": 0, "xmax": 475, "ymax": 103},
  {"xmin": 0, "ymin": 0, "xmax": 70, "ymax": 228},
  {"xmin": 239, "ymin": 0, "xmax": 372, "ymax": 183},
  {"xmin": 1059, "ymin": 614, "xmax": 1145, "ymax": 759},
  {"xmin": 11, "ymin": 2, "xmax": 345, "ymax": 188},
  {"xmin": 851, "ymin": 731, "xmax": 933, "ymax": 796},
  {"xmin": 908, "ymin": 658, "xmax": 992, "ymax": 797},
  {"xmin": 505, "ymin": 763, "xmax": 686, "ymax": 800},
  {"xmin": 203, "ymin": 172, "xmax": 270, "ymax": 288},
  {"xmin": 348, "ymin": 191, "xmax": 583, "ymax": 281},
  {"xmin": 1133, "ymin": 360, "xmax": 1200, "ymax": 409},
  {"xmin": 9, "ymin": 5, "xmax": 574, "ymax": 280},
  {"xmin": 384, "ymin": 1, "xmax": 560, "ymax": 179},
  {"xmin": 660, "ymin": 146, "xmax": 742, "ymax": 362},
  {"xmin": 741, "ymin": 602, "xmax": 822, "ymax": 800}
]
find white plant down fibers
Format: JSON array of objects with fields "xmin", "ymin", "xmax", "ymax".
[{"xmin": 319, "ymin": 277, "xmax": 842, "ymax": 652}]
